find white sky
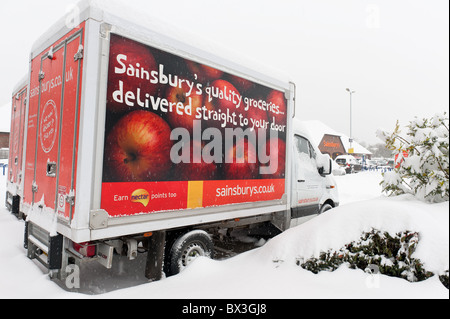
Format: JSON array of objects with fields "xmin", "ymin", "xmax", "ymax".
[{"xmin": 0, "ymin": 0, "xmax": 448, "ymax": 144}]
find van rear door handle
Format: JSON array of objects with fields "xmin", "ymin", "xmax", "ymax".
[{"xmin": 298, "ymin": 180, "xmax": 305, "ymax": 183}]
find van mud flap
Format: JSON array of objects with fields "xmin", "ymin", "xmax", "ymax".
[{"xmin": 6, "ymin": 193, "xmax": 21, "ymax": 218}]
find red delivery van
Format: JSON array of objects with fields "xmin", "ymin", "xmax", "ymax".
[{"xmin": 9, "ymin": 1, "xmax": 339, "ymax": 281}]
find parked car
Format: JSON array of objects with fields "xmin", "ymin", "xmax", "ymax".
[
  {"xmin": 335, "ymin": 155, "xmax": 362, "ymax": 174},
  {"xmin": 362, "ymin": 159, "xmax": 378, "ymax": 170},
  {"xmin": 332, "ymin": 159, "xmax": 347, "ymax": 176},
  {"xmin": 373, "ymin": 158, "xmax": 394, "ymax": 171},
  {"xmin": 375, "ymin": 159, "xmax": 388, "ymax": 167}
]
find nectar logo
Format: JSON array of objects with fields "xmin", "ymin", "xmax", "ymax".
[{"xmin": 131, "ymin": 189, "xmax": 150, "ymax": 207}]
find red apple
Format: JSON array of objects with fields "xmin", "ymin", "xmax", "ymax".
[
  {"xmin": 266, "ymin": 90, "xmax": 287, "ymax": 126},
  {"xmin": 228, "ymin": 74, "xmax": 253, "ymax": 93},
  {"xmin": 107, "ymin": 35, "xmax": 159, "ymax": 113},
  {"xmin": 204, "ymin": 79, "xmax": 243, "ymax": 129},
  {"xmin": 173, "ymin": 139, "xmax": 218, "ymax": 181},
  {"xmin": 208, "ymin": 79, "xmax": 242, "ymax": 112},
  {"xmin": 104, "ymin": 110, "xmax": 173, "ymax": 182},
  {"xmin": 186, "ymin": 61, "xmax": 223, "ymax": 83},
  {"xmin": 202, "ymin": 65, "xmax": 224, "ymax": 81},
  {"xmin": 165, "ymin": 80, "xmax": 203, "ymax": 133},
  {"xmin": 262, "ymin": 137, "xmax": 286, "ymax": 179},
  {"xmin": 223, "ymin": 137, "xmax": 259, "ymax": 180}
]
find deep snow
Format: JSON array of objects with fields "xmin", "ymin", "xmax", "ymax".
[{"xmin": 0, "ymin": 168, "xmax": 448, "ymax": 299}]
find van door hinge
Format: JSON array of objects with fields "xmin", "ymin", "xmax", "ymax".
[
  {"xmin": 32, "ymin": 183, "xmax": 38, "ymax": 193},
  {"xmin": 66, "ymin": 194, "xmax": 75, "ymax": 206},
  {"xmin": 38, "ymin": 71, "xmax": 45, "ymax": 81},
  {"xmin": 74, "ymin": 45, "xmax": 84, "ymax": 61}
]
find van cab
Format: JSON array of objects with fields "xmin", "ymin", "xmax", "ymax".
[{"xmin": 290, "ymin": 119, "xmax": 339, "ymax": 227}]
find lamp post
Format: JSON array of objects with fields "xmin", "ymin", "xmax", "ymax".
[{"xmin": 346, "ymin": 88, "xmax": 356, "ymax": 154}]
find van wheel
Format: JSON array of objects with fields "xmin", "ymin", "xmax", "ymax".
[
  {"xmin": 166, "ymin": 230, "xmax": 214, "ymax": 276},
  {"xmin": 319, "ymin": 203, "xmax": 333, "ymax": 214}
]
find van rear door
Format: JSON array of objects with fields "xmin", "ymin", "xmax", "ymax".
[
  {"xmin": 24, "ymin": 25, "xmax": 84, "ymax": 221},
  {"xmin": 9, "ymin": 85, "xmax": 27, "ymax": 188}
]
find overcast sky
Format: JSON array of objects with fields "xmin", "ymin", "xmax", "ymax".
[{"xmin": 0, "ymin": 0, "xmax": 448, "ymax": 144}]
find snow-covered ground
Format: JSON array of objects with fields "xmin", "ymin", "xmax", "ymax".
[{"xmin": 0, "ymin": 168, "xmax": 448, "ymax": 299}]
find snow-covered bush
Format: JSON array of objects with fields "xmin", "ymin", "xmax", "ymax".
[
  {"xmin": 298, "ymin": 229, "xmax": 449, "ymax": 287},
  {"xmin": 376, "ymin": 113, "xmax": 449, "ymax": 203}
]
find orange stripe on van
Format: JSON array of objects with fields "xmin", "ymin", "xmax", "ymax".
[{"xmin": 187, "ymin": 181, "xmax": 204, "ymax": 209}]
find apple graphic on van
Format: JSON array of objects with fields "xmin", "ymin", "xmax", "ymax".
[
  {"xmin": 204, "ymin": 79, "xmax": 243, "ymax": 129},
  {"xmin": 173, "ymin": 139, "xmax": 218, "ymax": 181},
  {"xmin": 165, "ymin": 80, "xmax": 203, "ymax": 133},
  {"xmin": 104, "ymin": 110, "xmax": 173, "ymax": 182},
  {"xmin": 223, "ymin": 137, "xmax": 259, "ymax": 180},
  {"xmin": 186, "ymin": 61, "xmax": 223, "ymax": 83},
  {"xmin": 228, "ymin": 74, "xmax": 253, "ymax": 93},
  {"xmin": 210, "ymin": 79, "xmax": 242, "ymax": 112},
  {"xmin": 267, "ymin": 90, "xmax": 287, "ymax": 125}
]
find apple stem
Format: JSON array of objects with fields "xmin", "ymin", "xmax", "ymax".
[
  {"xmin": 124, "ymin": 152, "xmax": 137, "ymax": 164},
  {"xmin": 176, "ymin": 93, "xmax": 186, "ymax": 104}
]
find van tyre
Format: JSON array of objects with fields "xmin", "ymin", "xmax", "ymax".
[
  {"xmin": 319, "ymin": 203, "xmax": 333, "ymax": 214},
  {"xmin": 166, "ymin": 230, "xmax": 214, "ymax": 276}
]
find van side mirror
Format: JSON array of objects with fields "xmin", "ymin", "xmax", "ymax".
[
  {"xmin": 317, "ymin": 154, "xmax": 332, "ymax": 176},
  {"xmin": 325, "ymin": 159, "xmax": 332, "ymax": 175}
]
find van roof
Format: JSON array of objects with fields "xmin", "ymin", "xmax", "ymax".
[{"xmin": 32, "ymin": 0, "xmax": 291, "ymax": 92}]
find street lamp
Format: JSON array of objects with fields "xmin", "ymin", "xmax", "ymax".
[{"xmin": 346, "ymin": 88, "xmax": 356, "ymax": 154}]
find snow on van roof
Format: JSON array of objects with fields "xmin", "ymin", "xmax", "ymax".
[{"xmin": 32, "ymin": 0, "xmax": 291, "ymax": 90}]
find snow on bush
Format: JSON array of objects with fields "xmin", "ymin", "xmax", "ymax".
[
  {"xmin": 298, "ymin": 228, "xmax": 449, "ymax": 289},
  {"xmin": 377, "ymin": 113, "xmax": 449, "ymax": 203},
  {"xmin": 299, "ymin": 230, "xmax": 430, "ymax": 281}
]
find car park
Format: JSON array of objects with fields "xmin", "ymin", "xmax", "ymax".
[
  {"xmin": 335, "ymin": 155, "xmax": 362, "ymax": 174},
  {"xmin": 362, "ymin": 159, "xmax": 378, "ymax": 170}
]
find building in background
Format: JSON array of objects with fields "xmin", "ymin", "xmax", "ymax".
[
  {"xmin": 0, "ymin": 103, "xmax": 10, "ymax": 160},
  {"xmin": 318, "ymin": 134, "xmax": 347, "ymax": 159},
  {"xmin": 301, "ymin": 120, "xmax": 372, "ymax": 160}
]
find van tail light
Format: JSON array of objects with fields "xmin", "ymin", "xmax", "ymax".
[{"xmin": 73, "ymin": 242, "xmax": 96, "ymax": 257}]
